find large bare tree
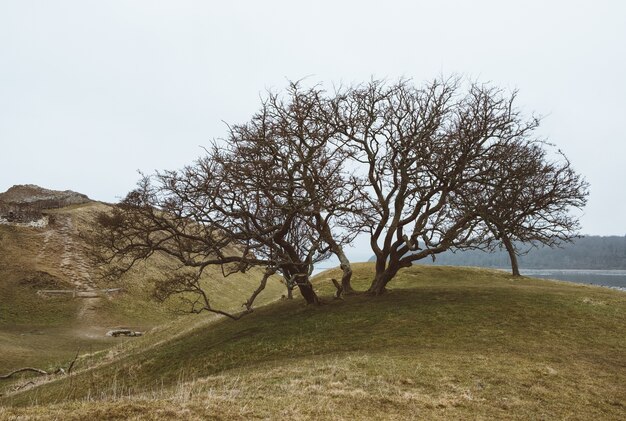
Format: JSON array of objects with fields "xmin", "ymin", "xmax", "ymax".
[
  {"xmin": 94, "ymin": 77, "xmax": 588, "ymax": 308},
  {"xmin": 92, "ymin": 83, "xmax": 361, "ymax": 313},
  {"xmin": 226, "ymin": 82, "xmax": 364, "ymax": 294},
  {"xmin": 328, "ymin": 79, "xmax": 544, "ymax": 294},
  {"xmin": 93, "ymin": 152, "xmax": 331, "ymax": 313}
]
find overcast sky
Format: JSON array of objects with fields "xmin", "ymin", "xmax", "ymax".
[{"xmin": 1, "ymin": 1, "xmax": 625, "ymax": 261}]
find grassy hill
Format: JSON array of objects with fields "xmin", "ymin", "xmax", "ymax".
[
  {"xmin": 1, "ymin": 263, "xmax": 624, "ymax": 420},
  {"xmin": 0, "ymin": 202, "xmax": 284, "ymax": 376}
]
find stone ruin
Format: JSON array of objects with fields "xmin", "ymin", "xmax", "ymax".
[{"xmin": 0, "ymin": 184, "xmax": 92, "ymax": 224}]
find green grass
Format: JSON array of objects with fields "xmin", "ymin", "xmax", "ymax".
[
  {"xmin": 1, "ymin": 263, "xmax": 624, "ymax": 420},
  {"xmin": 0, "ymin": 223, "xmax": 90, "ymax": 373},
  {"xmin": 0, "ymin": 203, "xmax": 284, "ymax": 377}
]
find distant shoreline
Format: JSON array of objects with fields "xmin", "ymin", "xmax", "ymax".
[
  {"xmin": 503, "ymin": 268, "xmax": 626, "ymax": 291},
  {"xmin": 377, "ymin": 236, "xmax": 626, "ymax": 271}
]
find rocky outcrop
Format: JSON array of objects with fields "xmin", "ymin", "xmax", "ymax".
[
  {"xmin": 106, "ymin": 329, "xmax": 144, "ymax": 337},
  {"xmin": 0, "ymin": 184, "xmax": 91, "ymax": 222}
]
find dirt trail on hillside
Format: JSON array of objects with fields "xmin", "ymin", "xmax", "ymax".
[{"xmin": 36, "ymin": 213, "xmax": 101, "ymax": 327}]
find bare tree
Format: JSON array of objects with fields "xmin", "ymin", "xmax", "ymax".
[
  {"xmin": 328, "ymin": 79, "xmax": 542, "ymax": 294},
  {"xmin": 230, "ymin": 82, "xmax": 365, "ymax": 294},
  {"xmin": 463, "ymin": 140, "xmax": 589, "ymax": 276},
  {"xmin": 92, "ymin": 151, "xmax": 329, "ymax": 313},
  {"xmin": 93, "ymin": 77, "xmax": 588, "ymax": 308},
  {"xmin": 92, "ymin": 83, "xmax": 361, "ymax": 312},
  {"xmin": 214, "ymin": 82, "xmax": 363, "ymax": 299},
  {"xmin": 92, "ymin": 166, "xmax": 278, "ymax": 318}
]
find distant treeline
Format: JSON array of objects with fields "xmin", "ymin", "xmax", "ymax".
[{"xmin": 370, "ymin": 236, "xmax": 626, "ymax": 270}]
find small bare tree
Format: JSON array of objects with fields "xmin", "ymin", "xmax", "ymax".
[{"xmin": 462, "ymin": 140, "xmax": 589, "ymax": 276}]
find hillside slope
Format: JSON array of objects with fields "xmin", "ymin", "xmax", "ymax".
[
  {"xmin": 2, "ymin": 264, "xmax": 624, "ymax": 420},
  {"xmin": 0, "ymin": 196, "xmax": 284, "ymax": 374}
]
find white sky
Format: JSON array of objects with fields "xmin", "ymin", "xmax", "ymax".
[{"xmin": 1, "ymin": 1, "xmax": 625, "ymax": 262}]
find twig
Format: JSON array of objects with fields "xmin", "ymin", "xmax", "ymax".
[
  {"xmin": 14, "ymin": 381, "xmax": 35, "ymax": 391},
  {"xmin": 67, "ymin": 348, "xmax": 81, "ymax": 374}
]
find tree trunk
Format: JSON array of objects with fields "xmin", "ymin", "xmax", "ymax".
[
  {"xmin": 297, "ymin": 282, "xmax": 320, "ymax": 305},
  {"xmin": 282, "ymin": 274, "xmax": 294, "ymax": 299},
  {"xmin": 316, "ymin": 215, "xmax": 355, "ymax": 294},
  {"xmin": 293, "ymin": 273, "xmax": 320, "ymax": 305},
  {"xmin": 335, "ymin": 247, "xmax": 355, "ymax": 295},
  {"xmin": 367, "ymin": 259, "xmax": 398, "ymax": 295},
  {"xmin": 502, "ymin": 234, "xmax": 521, "ymax": 276},
  {"xmin": 368, "ymin": 274, "xmax": 388, "ymax": 295}
]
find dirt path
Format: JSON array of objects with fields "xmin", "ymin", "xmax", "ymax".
[
  {"xmin": 35, "ymin": 228, "xmax": 53, "ymax": 261},
  {"xmin": 60, "ymin": 214, "xmax": 100, "ymax": 321},
  {"xmin": 36, "ymin": 213, "xmax": 101, "ymax": 325}
]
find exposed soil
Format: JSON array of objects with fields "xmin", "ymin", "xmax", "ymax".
[{"xmin": 32, "ymin": 211, "xmax": 104, "ymax": 337}]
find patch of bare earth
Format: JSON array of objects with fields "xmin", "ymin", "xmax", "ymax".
[{"xmin": 36, "ymin": 213, "xmax": 104, "ymax": 337}]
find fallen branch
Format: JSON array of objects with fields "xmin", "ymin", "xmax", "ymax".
[
  {"xmin": 0, "ymin": 367, "xmax": 49, "ymax": 380},
  {"xmin": 1, "ymin": 348, "xmax": 81, "ymax": 382}
]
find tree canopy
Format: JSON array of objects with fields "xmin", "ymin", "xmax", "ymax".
[{"xmin": 92, "ymin": 77, "xmax": 588, "ymax": 316}]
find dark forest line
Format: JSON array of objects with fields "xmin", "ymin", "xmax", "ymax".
[{"xmin": 371, "ymin": 236, "xmax": 626, "ymax": 270}]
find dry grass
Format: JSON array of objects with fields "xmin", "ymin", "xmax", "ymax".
[
  {"xmin": 0, "ymin": 202, "xmax": 284, "ymax": 376},
  {"xmin": 2, "ymin": 263, "xmax": 625, "ymax": 419}
]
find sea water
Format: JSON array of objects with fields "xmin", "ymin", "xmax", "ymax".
[{"xmin": 519, "ymin": 269, "xmax": 626, "ymax": 291}]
